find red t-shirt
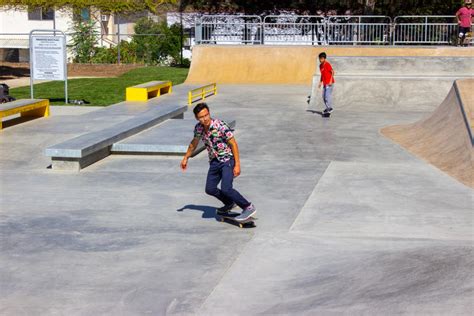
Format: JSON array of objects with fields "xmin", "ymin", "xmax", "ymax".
[
  {"xmin": 320, "ymin": 61, "xmax": 335, "ymax": 86},
  {"xmin": 457, "ymin": 7, "xmax": 474, "ymax": 28}
]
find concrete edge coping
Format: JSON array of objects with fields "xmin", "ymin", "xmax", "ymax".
[
  {"xmin": 0, "ymin": 99, "xmax": 49, "ymax": 113},
  {"xmin": 129, "ymin": 80, "xmax": 171, "ymax": 89},
  {"xmin": 329, "ymin": 56, "xmax": 474, "ymax": 59},
  {"xmin": 454, "ymin": 80, "xmax": 474, "ymax": 146}
]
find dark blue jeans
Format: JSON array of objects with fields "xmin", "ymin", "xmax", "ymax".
[{"xmin": 205, "ymin": 158, "xmax": 251, "ymax": 209}]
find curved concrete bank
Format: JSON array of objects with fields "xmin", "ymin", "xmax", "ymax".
[
  {"xmin": 309, "ymin": 77, "xmax": 455, "ymax": 111},
  {"xmin": 186, "ymin": 45, "xmax": 474, "ymax": 84},
  {"xmin": 381, "ymin": 79, "xmax": 473, "ymax": 188}
]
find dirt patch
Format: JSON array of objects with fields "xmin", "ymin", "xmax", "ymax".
[
  {"xmin": 0, "ymin": 64, "xmax": 30, "ymax": 79},
  {"xmin": 0, "ymin": 62, "xmax": 142, "ymax": 79},
  {"xmin": 67, "ymin": 63, "xmax": 142, "ymax": 77}
]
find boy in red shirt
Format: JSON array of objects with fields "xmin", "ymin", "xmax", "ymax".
[
  {"xmin": 318, "ymin": 52, "xmax": 335, "ymax": 114},
  {"xmin": 456, "ymin": 0, "xmax": 474, "ymax": 46}
]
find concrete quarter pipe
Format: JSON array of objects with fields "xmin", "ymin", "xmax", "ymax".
[
  {"xmin": 381, "ymin": 79, "xmax": 473, "ymax": 188},
  {"xmin": 186, "ymin": 46, "xmax": 473, "ymax": 85}
]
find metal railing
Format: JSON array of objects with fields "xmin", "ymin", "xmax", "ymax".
[
  {"xmin": 325, "ymin": 16, "xmax": 392, "ymax": 44},
  {"xmin": 262, "ymin": 15, "xmax": 325, "ymax": 45},
  {"xmin": 195, "ymin": 15, "xmax": 468, "ymax": 46},
  {"xmin": 196, "ymin": 15, "xmax": 263, "ymax": 45},
  {"xmin": 188, "ymin": 83, "xmax": 217, "ymax": 105},
  {"xmin": 393, "ymin": 16, "xmax": 459, "ymax": 45}
]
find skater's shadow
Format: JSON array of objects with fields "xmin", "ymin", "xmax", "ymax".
[{"xmin": 176, "ymin": 204, "xmax": 216, "ymax": 219}]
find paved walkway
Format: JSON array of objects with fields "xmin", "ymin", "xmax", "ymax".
[{"xmin": 0, "ymin": 84, "xmax": 472, "ymax": 315}]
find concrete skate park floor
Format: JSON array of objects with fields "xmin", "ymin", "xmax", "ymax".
[{"xmin": 1, "ymin": 85, "xmax": 473, "ymax": 315}]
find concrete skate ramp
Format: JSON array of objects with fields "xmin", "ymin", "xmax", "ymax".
[
  {"xmin": 309, "ymin": 77, "xmax": 455, "ymax": 111},
  {"xmin": 186, "ymin": 46, "xmax": 474, "ymax": 85},
  {"xmin": 330, "ymin": 56, "xmax": 473, "ymax": 77},
  {"xmin": 381, "ymin": 79, "xmax": 473, "ymax": 188}
]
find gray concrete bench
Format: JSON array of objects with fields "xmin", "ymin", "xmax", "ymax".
[{"xmin": 45, "ymin": 103, "xmax": 187, "ymax": 171}]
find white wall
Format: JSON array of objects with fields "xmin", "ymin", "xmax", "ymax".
[{"xmin": 0, "ymin": 9, "xmax": 72, "ymax": 34}]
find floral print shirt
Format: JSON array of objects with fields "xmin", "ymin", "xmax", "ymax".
[{"xmin": 194, "ymin": 118, "xmax": 234, "ymax": 162}]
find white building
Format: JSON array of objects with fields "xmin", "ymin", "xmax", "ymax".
[{"xmin": 0, "ymin": 6, "xmax": 137, "ymax": 62}]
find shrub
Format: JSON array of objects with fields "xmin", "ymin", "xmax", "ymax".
[
  {"xmin": 70, "ymin": 19, "xmax": 99, "ymax": 63},
  {"xmin": 132, "ymin": 18, "xmax": 185, "ymax": 65}
]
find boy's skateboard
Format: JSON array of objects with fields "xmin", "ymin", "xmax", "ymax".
[
  {"xmin": 463, "ymin": 31, "xmax": 472, "ymax": 46},
  {"xmin": 216, "ymin": 211, "xmax": 257, "ymax": 228},
  {"xmin": 321, "ymin": 112, "xmax": 331, "ymax": 118}
]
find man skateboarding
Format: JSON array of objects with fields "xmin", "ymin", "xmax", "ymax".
[
  {"xmin": 318, "ymin": 52, "xmax": 335, "ymax": 114},
  {"xmin": 180, "ymin": 103, "xmax": 256, "ymax": 222},
  {"xmin": 456, "ymin": 0, "xmax": 474, "ymax": 46}
]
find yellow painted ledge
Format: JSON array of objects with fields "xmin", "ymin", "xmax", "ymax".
[
  {"xmin": 126, "ymin": 81, "xmax": 172, "ymax": 101},
  {"xmin": 0, "ymin": 99, "xmax": 49, "ymax": 130}
]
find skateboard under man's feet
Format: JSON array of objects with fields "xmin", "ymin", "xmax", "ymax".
[
  {"xmin": 322, "ymin": 108, "xmax": 333, "ymax": 117},
  {"xmin": 216, "ymin": 211, "xmax": 257, "ymax": 228}
]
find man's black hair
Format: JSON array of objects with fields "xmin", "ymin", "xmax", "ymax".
[
  {"xmin": 319, "ymin": 52, "xmax": 327, "ymax": 59},
  {"xmin": 193, "ymin": 102, "xmax": 209, "ymax": 117}
]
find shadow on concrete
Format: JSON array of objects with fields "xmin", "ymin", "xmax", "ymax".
[
  {"xmin": 46, "ymin": 98, "xmax": 91, "ymax": 105},
  {"xmin": 176, "ymin": 204, "xmax": 216, "ymax": 219},
  {"xmin": 0, "ymin": 65, "xmax": 30, "ymax": 79},
  {"xmin": 1, "ymin": 116, "xmax": 40, "ymax": 129},
  {"xmin": 306, "ymin": 110, "xmax": 331, "ymax": 118}
]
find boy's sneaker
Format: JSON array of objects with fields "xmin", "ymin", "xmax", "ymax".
[
  {"xmin": 217, "ymin": 203, "xmax": 236, "ymax": 215},
  {"xmin": 235, "ymin": 204, "xmax": 256, "ymax": 222},
  {"xmin": 327, "ymin": 107, "xmax": 334, "ymax": 113},
  {"xmin": 323, "ymin": 108, "xmax": 329, "ymax": 114}
]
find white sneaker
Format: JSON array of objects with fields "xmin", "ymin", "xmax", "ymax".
[{"xmin": 235, "ymin": 204, "xmax": 256, "ymax": 222}]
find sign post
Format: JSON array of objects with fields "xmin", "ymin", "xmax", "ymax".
[{"xmin": 29, "ymin": 30, "xmax": 68, "ymax": 104}]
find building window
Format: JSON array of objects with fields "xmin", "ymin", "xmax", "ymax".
[
  {"xmin": 42, "ymin": 8, "xmax": 55, "ymax": 20},
  {"xmin": 73, "ymin": 8, "xmax": 90, "ymax": 22},
  {"xmin": 28, "ymin": 7, "xmax": 54, "ymax": 21},
  {"xmin": 81, "ymin": 8, "xmax": 90, "ymax": 21}
]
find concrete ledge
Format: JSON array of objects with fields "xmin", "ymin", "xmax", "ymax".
[
  {"xmin": 0, "ymin": 99, "xmax": 49, "ymax": 129},
  {"xmin": 45, "ymin": 103, "xmax": 187, "ymax": 170},
  {"xmin": 111, "ymin": 119, "xmax": 236, "ymax": 155},
  {"xmin": 51, "ymin": 146, "xmax": 111, "ymax": 171}
]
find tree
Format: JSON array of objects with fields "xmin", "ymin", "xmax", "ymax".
[
  {"xmin": 70, "ymin": 17, "xmax": 98, "ymax": 63},
  {"xmin": 179, "ymin": 0, "xmax": 460, "ymax": 16},
  {"xmin": 132, "ymin": 17, "xmax": 184, "ymax": 65}
]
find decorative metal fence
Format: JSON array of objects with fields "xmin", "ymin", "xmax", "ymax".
[
  {"xmin": 262, "ymin": 15, "xmax": 325, "ymax": 45},
  {"xmin": 324, "ymin": 16, "xmax": 392, "ymax": 45},
  {"xmin": 195, "ymin": 15, "xmax": 469, "ymax": 46},
  {"xmin": 393, "ymin": 16, "xmax": 458, "ymax": 45},
  {"xmin": 196, "ymin": 15, "xmax": 263, "ymax": 45}
]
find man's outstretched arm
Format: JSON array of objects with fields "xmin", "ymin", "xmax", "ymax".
[
  {"xmin": 181, "ymin": 138, "xmax": 200, "ymax": 170},
  {"xmin": 228, "ymin": 137, "xmax": 241, "ymax": 177}
]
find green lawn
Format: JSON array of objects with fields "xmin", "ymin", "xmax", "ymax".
[{"xmin": 10, "ymin": 66, "xmax": 189, "ymax": 106}]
